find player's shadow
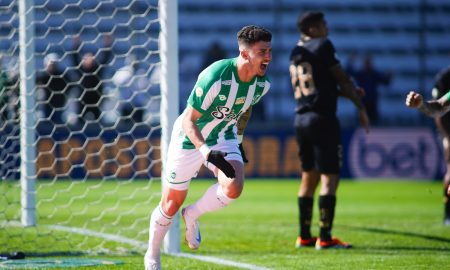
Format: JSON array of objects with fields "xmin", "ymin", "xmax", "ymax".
[
  {"xmin": 342, "ymin": 225, "xmax": 450, "ymax": 252},
  {"xmin": 19, "ymin": 251, "xmax": 85, "ymax": 258}
]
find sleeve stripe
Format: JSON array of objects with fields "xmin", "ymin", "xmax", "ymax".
[
  {"xmin": 241, "ymin": 79, "xmax": 256, "ymax": 113},
  {"xmin": 262, "ymin": 81, "xmax": 270, "ymax": 96},
  {"xmin": 200, "ymin": 80, "xmax": 222, "ymax": 111},
  {"xmin": 444, "ymin": 91, "xmax": 450, "ymax": 102}
]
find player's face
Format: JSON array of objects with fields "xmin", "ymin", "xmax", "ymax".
[
  {"xmin": 316, "ymin": 19, "xmax": 328, "ymax": 37},
  {"xmin": 247, "ymin": 41, "xmax": 272, "ymax": 76}
]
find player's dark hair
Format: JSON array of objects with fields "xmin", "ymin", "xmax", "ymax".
[
  {"xmin": 297, "ymin": 11, "xmax": 324, "ymax": 35},
  {"xmin": 237, "ymin": 25, "xmax": 272, "ymax": 47}
]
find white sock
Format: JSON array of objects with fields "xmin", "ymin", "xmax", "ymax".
[
  {"xmin": 186, "ymin": 183, "xmax": 234, "ymax": 220},
  {"xmin": 145, "ymin": 204, "xmax": 172, "ymax": 261}
]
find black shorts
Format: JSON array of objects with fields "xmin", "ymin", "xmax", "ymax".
[{"xmin": 294, "ymin": 113, "xmax": 341, "ymax": 174}]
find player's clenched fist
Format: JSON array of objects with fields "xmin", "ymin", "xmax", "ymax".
[{"xmin": 405, "ymin": 91, "xmax": 423, "ymax": 108}]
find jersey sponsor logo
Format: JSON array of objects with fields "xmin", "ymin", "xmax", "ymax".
[
  {"xmin": 195, "ymin": 87, "xmax": 203, "ymax": 97},
  {"xmin": 211, "ymin": 106, "xmax": 243, "ymax": 121},
  {"xmin": 219, "ymin": 95, "xmax": 227, "ymax": 101},
  {"xmin": 211, "ymin": 106, "xmax": 230, "ymax": 119},
  {"xmin": 221, "ymin": 80, "xmax": 232, "ymax": 85},
  {"xmin": 235, "ymin": 97, "xmax": 246, "ymax": 105}
]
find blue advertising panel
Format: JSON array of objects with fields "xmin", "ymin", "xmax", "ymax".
[
  {"xmin": 348, "ymin": 128, "xmax": 442, "ymax": 180},
  {"xmin": 2, "ymin": 126, "xmax": 443, "ymax": 180}
]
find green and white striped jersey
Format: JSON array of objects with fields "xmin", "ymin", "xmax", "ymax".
[{"xmin": 177, "ymin": 58, "xmax": 270, "ymax": 149}]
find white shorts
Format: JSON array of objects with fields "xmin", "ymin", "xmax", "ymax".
[{"xmin": 164, "ymin": 139, "xmax": 243, "ymax": 191}]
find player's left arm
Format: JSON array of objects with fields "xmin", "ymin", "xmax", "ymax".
[
  {"xmin": 330, "ymin": 64, "xmax": 369, "ymax": 133},
  {"xmin": 330, "ymin": 64, "xmax": 364, "ymax": 109},
  {"xmin": 236, "ymin": 106, "xmax": 252, "ymax": 139},
  {"xmin": 236, "ymin": 107, "xmax": 252, "ymax": 163}
]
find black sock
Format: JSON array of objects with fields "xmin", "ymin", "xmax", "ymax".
[
  {"xmin": 445, "ymin": 184, "xmax": 450, "ymax": 220},
  {"xmin": 319, "ymin": 195, "xmax": 336, "ymax": 242},
  {"xmin": 298, "ymin": 197, "xmax": 313, "ymax": 239}
]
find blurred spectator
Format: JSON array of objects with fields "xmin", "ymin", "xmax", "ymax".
[
  {"xmin": 71, "ymin": 35, "xmax": 113, "ymax": 123},
  {"xmin": 0, "ymin": 66, "xmax": 10, "ymax": 121},
  {"xmin": 112, "ymin": 54, "xmax": 151, "ymax": 123},
  {"xmin": 36, "ymin": 53, "xmax": 70, "ymax": 124},
  {"xmin": 199, "ymin": 41, "xmax": 227, "ymax": 72},
  {"xmin": 0, "ymin": 55, "xmax": 19, "ymax": 122},
  {"xmin": 250, "ymin": 96, "xmax": 267, "ymax": 122},
  {"xmin": 144, "ymin": 63, "xmax": 161, "ymax": 123},
  {"xmin": 346, "ymin": 53, "xmax": 391, "ymax": 125}
]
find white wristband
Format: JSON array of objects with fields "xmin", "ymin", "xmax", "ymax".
[
  {"xmin": 199, "ymin": 144, "xmax": 211, "ymax": 160},
  {"xmin": 237, "ymin": 135, "xmax": 243, "ymax": 143}
]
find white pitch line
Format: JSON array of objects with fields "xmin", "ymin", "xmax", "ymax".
[
  {"xmin": 3, "ymin": 222, "xmax": 271, "ymax": 270},
  {"xmin": 173, "ymin": 253, "xmax": 272, "ymax": 270},
  {"xmin": 47, "ymin": 225, "xmax": 148, "ymax": 249}
]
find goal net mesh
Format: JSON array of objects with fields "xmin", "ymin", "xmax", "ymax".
[{"xmin": 0, "ymin": 0, "xmax": 164, "ymax": 255}]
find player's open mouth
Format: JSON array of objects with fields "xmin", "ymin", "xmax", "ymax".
[{"xmin": 260, "ymin": 63, "xmax": 268, "ymax": 71}]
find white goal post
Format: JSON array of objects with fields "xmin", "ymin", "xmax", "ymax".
[
  {"xmin": 159, "ymin": 0, "xmax": 180, "ymax": 254},
  {"xmin": 19, "ymin": 0, "xmax": 38, "ymax": 228},
  {"xmin": 1, "ymin": 0, "xmax": 179, "ymax": 255}
]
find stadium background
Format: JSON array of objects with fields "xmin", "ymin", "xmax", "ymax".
[
  {"xmin": 0, "ymin": 1, "xmax": 449, "ymax": 269},
  {"xmin": 176, "ymin": 0, "xmax": 450, "ymax": 180},
  {"xmin": 1, "ymin": 0, "xmax": 449, "ymax": 180}
]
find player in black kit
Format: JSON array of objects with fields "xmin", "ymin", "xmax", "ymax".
[
  {"xmin": 405, "ymin": 65, "xmax": 450, "ymax": 225},
  {"xmin": 289, "ymin": 11, "xmax": 369, "ymax": 249}
]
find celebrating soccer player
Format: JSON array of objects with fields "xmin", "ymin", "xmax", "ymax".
[
  {"xmin": 405, "ymin": 64, "xmax": 450, "ymax": 224},
  {"xmin": 289, "ymin": 11, "xmax": 369, "ymax": 250},
  {"xmin": 144, "ymin": 25, "xmax": 272, "ymax": 269}
]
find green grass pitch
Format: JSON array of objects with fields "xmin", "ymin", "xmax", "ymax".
[{"xmin": 1, "ymin": 179, "xmax": 449, "ymax": 269}]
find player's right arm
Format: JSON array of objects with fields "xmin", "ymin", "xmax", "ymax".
[
  {"xmin": 405, "ymin": 90, "xmax": 450, "ymax": 117},
  {"xmin": 182, "ymin": 105, "xmax": 236, "ymax": 178},
  {"xmin": 182, "ymin": 105, "xmax": 206, "ymax": 149}
]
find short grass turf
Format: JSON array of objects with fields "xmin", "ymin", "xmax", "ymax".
[{"xmin": 1, "ymin": 179, "xmax": 448, "ymax": 269}]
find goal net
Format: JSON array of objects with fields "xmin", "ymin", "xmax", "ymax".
[{"xmin": 0, "ymin": 0, "xmax": 179, "ymax": 255}]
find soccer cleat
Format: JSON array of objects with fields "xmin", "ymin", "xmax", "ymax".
[
  {"xmin": 295, "ymin": 236, "xmax": 318, "ymax": 248},
  {"xmin": 144, "ymin": 253, "xmax": 160, "ymax": 270},
  {"xmin": 315, "ymin": 237, "xmax": 352, "ymax": 250},
  {"xmin": 144, "ymin": 259, "xmax": 160, "ymax": 270},
  {"xmin": 181, "ymin": 207, "xmax": 201, "ymax": 250}
]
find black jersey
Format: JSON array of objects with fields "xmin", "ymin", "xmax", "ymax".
[
  {"xmin": 432, "ymin": 65, "xmax": 450, "ymax": 125},
  {"xmin": 433, "ymin": 66, "xmax": 450, "ymax": 99},
  {"xmin": 289, "ymin": 38, "xmax": 339, "ymax": 117}
]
